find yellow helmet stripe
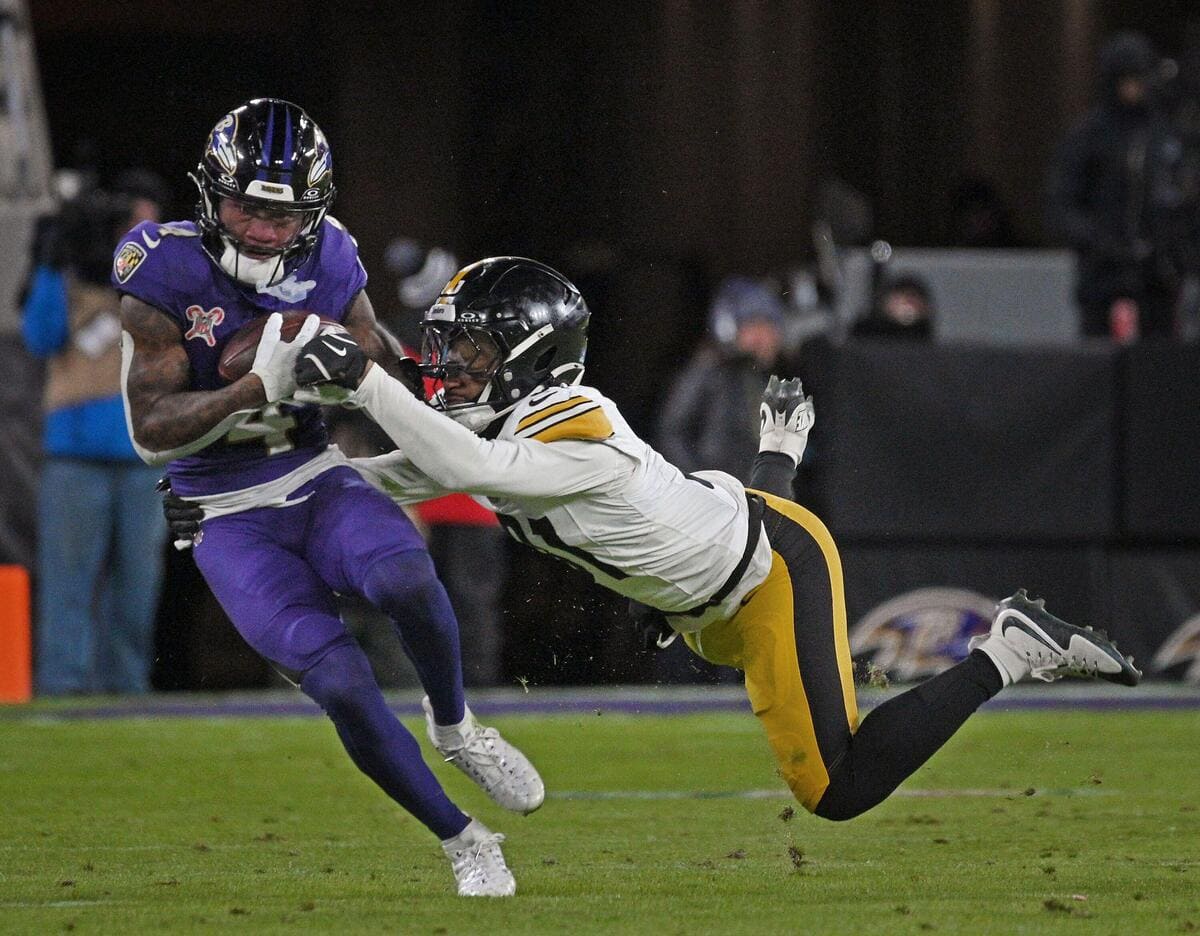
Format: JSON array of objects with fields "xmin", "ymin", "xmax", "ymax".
[{"xmin": 439, "ymin": 266, "xmax": 471, "ymax": 297}]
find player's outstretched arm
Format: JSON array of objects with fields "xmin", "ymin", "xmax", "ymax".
[
  {"xmin": 296, "ymin": 333, "xmax": 620, "ymax": 498},
  {"xmin": 312, "ymin": 290, "xmax": 425, "ymax": 398},
  {"xmin": 121, "ymin": 296, "xmax": 272, "ymax": 465}
]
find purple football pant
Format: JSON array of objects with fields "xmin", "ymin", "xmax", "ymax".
[{"xmin": 193, "ymin": 465, "xmax": 469, "ymax": 839}]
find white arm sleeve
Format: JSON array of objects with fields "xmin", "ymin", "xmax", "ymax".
[
  {"xmin": 352, "ymin": 365, "xmax": 624, "ymax": 498},
  {"xmin": 351, "ymin": 452, "xmax": 454, "ymax": 505}
]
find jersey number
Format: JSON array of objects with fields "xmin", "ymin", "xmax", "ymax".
[
  {"xmin": 225, "ymin": 404, "xmax": 297, "ymax": 455},
  {"xmin": 498, "ymin": 514, "xmax": 628, "ymax": 581}
]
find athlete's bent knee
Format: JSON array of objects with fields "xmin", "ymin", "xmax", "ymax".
[
  {"xmin": 300, "ymin": 643, "xmax": 379, "ymax": 719},
  {"xmin": 361, "ymin": 550, "xmax": 441, "ymax": 613},
  {"xmin": 811, "ymin": 765, "xmax": 872, "ymax": 821},
  {"xmin": 812, "ymin": 791, "xmax": 863, "ymax": 822}
]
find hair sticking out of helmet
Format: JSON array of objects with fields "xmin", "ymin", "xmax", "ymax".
[
  {"xmin": 191, "ymin": 98, "xmax": 336, "ymax": 289},
  {"xmin": 419, "ymin": 257, "xmax": 590, "ymax": 433}
]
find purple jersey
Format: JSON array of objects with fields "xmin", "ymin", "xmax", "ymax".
[{"xmin": 112, "ymin": 218, "xmax": 367, "ymax": 495}]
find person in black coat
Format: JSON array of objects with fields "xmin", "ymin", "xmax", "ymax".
[{"xmin": 1046, "ymin": 32, "xmax": 1191, "ymax": 341}]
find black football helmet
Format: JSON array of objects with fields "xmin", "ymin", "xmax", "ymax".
[
  {"xmin": 191, "ymin": 98, "xmax": 335, "ymax": 286},
  {"xmin": 420, "ymin": 257, "xmax": 590, "ymax": 431}
]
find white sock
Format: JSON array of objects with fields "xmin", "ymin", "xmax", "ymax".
[
  {"xmin": 441, "ymin": 817, "xmax": 485, "ymax": 851},
  {"xmin": 432, "ymin": 705, "xmax": 475, "ymax": 749},
  {"xmin": 974, "ymin": 635, "xmax": 1029, "ymax": 687}
]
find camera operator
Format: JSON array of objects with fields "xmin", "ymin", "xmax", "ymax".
[
  {"xmin": 1046, "ymin": 32, "xmax": 1194, "ymax": 342},
  {"xmin": 21, "ymin": 169, "xmax": 169, "ymax": 695}
]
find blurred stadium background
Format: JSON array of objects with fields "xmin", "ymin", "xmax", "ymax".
[{"xmin": 2, "ymin": 0, "xmax": 1200, "ymax": 695}]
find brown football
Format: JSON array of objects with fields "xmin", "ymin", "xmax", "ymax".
[{"xmin": 217, "ymin": 311, "xmax": 343, "ymax": 382}]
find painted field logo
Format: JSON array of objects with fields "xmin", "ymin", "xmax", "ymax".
[
  {"xmin": 850, "ymin": 587, "xmax": 995, "ymax": 682},
  {"xmin": 1152, "ymin": 614, "xmax": 1200, "ymax": 684}
]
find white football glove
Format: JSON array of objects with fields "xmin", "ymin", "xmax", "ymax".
[
  {"xmin": 759, "ymin": 375, "xmax": 815, "ymax": 467},
  {"xmin": 250, "ymin": 313, "xmax": 321, "ymax": 403}
]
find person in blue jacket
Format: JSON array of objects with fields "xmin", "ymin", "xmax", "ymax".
[{"xmin": 22, "ymin": 170, "xmax": 168, "ymax": 695}]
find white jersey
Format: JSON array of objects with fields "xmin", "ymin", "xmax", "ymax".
[{"xmin": 350, "ymin": 367, "xmax": 772, "ymax": 631}]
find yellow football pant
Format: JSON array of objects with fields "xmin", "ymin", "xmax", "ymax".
[{"xmin": 683, "ymin": 490, "xmax": 859, "ymax": 811}]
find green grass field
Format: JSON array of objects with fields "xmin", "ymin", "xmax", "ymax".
[{"xmin": 1, "ymin": 700, "xmax": 1198, "ymax": 934}]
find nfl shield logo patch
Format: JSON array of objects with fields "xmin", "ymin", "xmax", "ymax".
[{"xmin": 114, "ymin": 242, "xmax": 147, "ymax": 283}]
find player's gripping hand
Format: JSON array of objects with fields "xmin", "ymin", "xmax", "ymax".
[
  {"xmin": 628, "ymin": 599, "xmax": 677, "ymax": 650},
  {"xmin": 759, "ymin": 375, "xmax": 815, "ymax": 467},
  {"xmin": 250, "ymin": 312, "xmax": 321, "ymax": 403},
  {"xmin": 156, "ymin": 478, "xmax": 204, "ymax": 550},
  {"xmin": 295, "ymin": 330, "xmax": 370, "ymax": 390},
  {"xmin": 389, "ymin": 356, "xmax": 426, "ymax": 401}
]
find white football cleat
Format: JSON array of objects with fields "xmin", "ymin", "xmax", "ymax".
[
  {"xmin": 969, "ymin": 589, "xmax": 1141, "ymax": 687},
  {"xmin": 441, "ymin": 818, "xmax": 516, "ymax": 897},
  {"xmin": 422, "ymin": 697, "xmax": 545, "ymax": 814}
]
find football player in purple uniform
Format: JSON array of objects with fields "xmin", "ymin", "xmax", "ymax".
[{"xmin": 114, "ymin": 100, "xmax": 537, "ymax": 896}]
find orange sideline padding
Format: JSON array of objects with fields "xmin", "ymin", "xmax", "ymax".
[{"xmin": 0, "ymin": 565, "xmax": 32, "ymax": 703}]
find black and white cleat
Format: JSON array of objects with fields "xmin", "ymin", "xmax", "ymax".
[{"xmin": 970, "ymin": 589, "xmax": 1142, "ymax": 687}]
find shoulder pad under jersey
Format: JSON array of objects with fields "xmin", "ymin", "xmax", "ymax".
[
  {"xmin": 508, "ymin": 385, "xmax": 614, "ymax": 443},
  {"xmin": 111, "ymin": 221, "xmax": 206, "ymax": 307}
]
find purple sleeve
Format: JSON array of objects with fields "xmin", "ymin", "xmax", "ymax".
[
  {"xmin": 111, "ymin": 221, "xmax": 197, "ymax": 315},
  {"xmin": 315, "ymin": 217, "xmax": 368, "ymax": 313}
]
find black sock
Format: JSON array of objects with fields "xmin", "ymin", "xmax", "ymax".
[
  {"xmin": 748, "ymin": 451, "xmax": 797, "ymax": 500},
  {"xmin": 814, "ymin": 650, "xmax": 1003, "ymax": 820}
]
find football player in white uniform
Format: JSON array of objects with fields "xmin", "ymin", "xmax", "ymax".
[{"xmin": 254, "ymin": 257, "xmax": 1141, "ymax": 820}]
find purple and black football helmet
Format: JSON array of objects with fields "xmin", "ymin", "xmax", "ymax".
[{"xmin": 191, "ymin": 98, "xmax": 335, "ymax": 286}]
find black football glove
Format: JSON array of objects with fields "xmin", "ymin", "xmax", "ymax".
[
  {"xmin": 389, "ymin": 356, "xmax": 426, "ymax": 401},
  {"xmin": 157, "ymin": 477, "xmax": 204, "ymax": 550},
  {"xmin": 294, "ymin": 331, "xmax": 369, "ymax": 390},
  {"xmin": 628, "ymin": 599, "xmax": 677, "ymax": 650}
]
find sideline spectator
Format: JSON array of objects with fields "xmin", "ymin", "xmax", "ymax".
[
  {"xmin": 313, "ymin": 238, "xmax": 511, "ymax": 688},
  {"xmin": 1046, "ymin": 31, "xmax": 1193, "ymax": 341},
  {"xmin": 659, "ymin": 275, "xmax": 789, "ymax": 482},
  {"xmin": 22, "ymin": 169, "xmax": 169, "ymax": 695},
  {"xmin": 851, "ymin": 274, "xmax": 936, "ymax": 341},
  {"xmin": 655, "ymin": 275, "xmax": 790, "ymax": 684}
]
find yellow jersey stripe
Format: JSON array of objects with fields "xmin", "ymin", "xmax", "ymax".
[
  {"xmin": 530, "ymin": 408, "xmax": 614, "ymax": 443},
  {"xmin": 516, "ymin": 395, "xmax": 593, "ymax": 432}
]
